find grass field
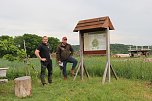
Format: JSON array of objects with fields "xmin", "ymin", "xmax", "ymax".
[{"xmin": 0, "ymin": 56, "xmax": 152, "ymax": 101}]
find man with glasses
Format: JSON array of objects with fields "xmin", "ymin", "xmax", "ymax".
[
  {"xmin": 35, "ymin": 36, "xmax": 52, "ymax": 85},
  {"xmin": 56, "ymin": 37, "xmax": 77, "ymax": 80}
]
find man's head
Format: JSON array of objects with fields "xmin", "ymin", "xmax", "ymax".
[
  {"xmin": 42, "ymin": 36, "xmax": 48, "ymax": 44},
  {"xmin": 62, "ymin": 37, "xmax": 67, "ymax": 44}
]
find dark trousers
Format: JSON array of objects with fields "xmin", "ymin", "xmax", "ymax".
[
  {"xmin": 40, "ymin": 60, "xmax": 52, "ymax": 83},
  {"xmin": 62, "ymin": 56, "xmax": 77, "ymax": 77}
]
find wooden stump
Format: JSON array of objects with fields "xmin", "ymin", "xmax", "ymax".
[{"xmin": 14, "ymin": 76, "xmax": 32, "ymax": 98}]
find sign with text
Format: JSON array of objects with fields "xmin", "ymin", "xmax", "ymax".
[{"xmin": 84, "ymin": 31, "xmax": 106, "ymax": 53}]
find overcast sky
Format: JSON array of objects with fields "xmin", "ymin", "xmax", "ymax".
[{"xmin": 0, "ymin": 0, "xmax": 152, "ymax": 45}]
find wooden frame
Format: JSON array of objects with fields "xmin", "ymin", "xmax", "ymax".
[
  {"xmin": 73, "ymin": 16, "xmax": 117, "ymax": 83},
  {"xmin": 82, "ymin": 30, "xmax": 107, "ymax": 55}
]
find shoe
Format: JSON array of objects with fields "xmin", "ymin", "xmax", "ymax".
[
  {"xmin": 64, "ymin": 76, "xmax": 67, "ymax": 80},
  {"xmin": 48, "ymin": 76, "xmax": 52, "ymax": 84},
  {"xmin": 40, "ymin": 75, "xmax": 46, "ymax": 85},
  {"xmin": 71, "ymin": 69, "xmax": 75, "ymax": 77},
  {"xmin": 42, "ymin": 83, "xmax": 47, "ymax": 86},
  {"xmin": 48, "ymin": 80, "xmax": 52, "ymax": 84}
]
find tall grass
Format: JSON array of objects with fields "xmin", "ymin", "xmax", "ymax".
[
  {"xmin": 112, "ymin": 58, "xmax": 152, "ymax": 81},
  {"xmin": 82, "ymin": 56, "xmax": 152, "ymax": 81},
  {"xmin": 0, "ymin": 56, "xmax": 152, "ymax": 81}
]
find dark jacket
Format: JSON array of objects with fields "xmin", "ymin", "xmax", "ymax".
[{"xmin": 56, "ymin": 42, "xmax": 73, "ymax": 61}]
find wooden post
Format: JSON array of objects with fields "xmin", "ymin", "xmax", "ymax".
[
  {"xmin": 102, "ymin": 28, "xmax": 111, "ymax": 84},
  {"xmin": 107, "ymin": 28, "xmax": 111, "ymax": 82},
  {"xmin": 14, "ymin": 76, "xmax": 32, "ymax": 98},
  {"xmin": 79, "ymin": 31, "xmax": 84, "ymax": 80},
  {"xmin": 73, "ymin": 32, "xmax": 89, "ymax": 80},
  {"xmin": 23, "ymin": 40, "xmax": 30, "ymax": 76}
]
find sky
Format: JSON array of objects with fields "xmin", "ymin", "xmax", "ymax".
[{"xmin": 0, "ymin": 0, "xmax": 152, "ymax": 45}]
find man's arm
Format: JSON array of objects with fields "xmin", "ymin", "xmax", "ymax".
[
  {"xmin": 56, "ymin": 46, "xmax": 61, "ymax": 63},
  {"xmin": 69, "ymin": 44, "xmax": 74, "ymax": 55},
  {"xmin": 35, "ymin": 49, "xmax": 46, "ymax": 61}
]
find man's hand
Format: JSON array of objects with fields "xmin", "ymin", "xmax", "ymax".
[
  {"xmin": 41, "ymin": 58, "xmax": 47, "ymax": 62},
  {"xmin": 58, "ymin": 61, "xmax": 62, "ymax": 64}
]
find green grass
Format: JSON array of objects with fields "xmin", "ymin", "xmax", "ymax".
[
  {"xmin": 0, "ymin": 56, "xmax": 152, "ymax": 101},
  {"xmin": 0, "ymin": 77, "xmax": 152, "ymax": 101}
]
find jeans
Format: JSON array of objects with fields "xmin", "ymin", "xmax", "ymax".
[
  {"xmin": 40, "ymin": 60, "xmax": 52, "ymax": 84},
  {"xmin": 62, "ymin": 56, "xmax": 77, "ymax": 77}
]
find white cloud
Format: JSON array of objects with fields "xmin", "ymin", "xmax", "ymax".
[{"xmin": 0, "ymin": 0, "xmax": 152, "ymax": 45}]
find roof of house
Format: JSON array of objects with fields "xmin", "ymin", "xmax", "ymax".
[{"xmin": 73, "ymin": 16, "xmax": 114, "ymax": 32}]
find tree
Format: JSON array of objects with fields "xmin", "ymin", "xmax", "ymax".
[
  {"xmin": 48, "ymin": 37, "xmax": 60, "ymax": 52},
  {"xmin": 0, "ymin": 36, "xmax": 18, "ymax": 58},
  {"xmin": 14, "ymin": 34, "xmax": 60, "ymax": 57},
  {"xmin": 0, "ymin": 37, "xmax": 26, "ymax": 61},
  {"xmin": 14, "ymin": 36, "xmax": 24, "ymax": 49},
  {"xmin": 110, "ymin": 44, "xmax": 130, "ymax": 54},
  {"xmin": 14, "ymin": 34, "xmax": 41, "ymax": 58},
  {"xmin": 0, "ymin": 35, "xmax": 11, "ymax": 40}
]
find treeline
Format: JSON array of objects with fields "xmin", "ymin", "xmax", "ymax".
[
  {"xmin": 1, "ymin": 34, "xmax": 152, "ymax": 58},
  {"xmin": 72, "ymin": 44, "xmax": 152, "ymax": 54},
  {"xmin": 0, "ymin": 34, "xmax": 60, "ymax": 58},
  {"xmin": 110, "ymin": 44, "xmax": 130, "ymax": 54}
]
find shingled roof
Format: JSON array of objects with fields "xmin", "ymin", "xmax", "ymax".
[{"xmin": 73, "ymin": 16, "xmax": 114, "ymax": 32}]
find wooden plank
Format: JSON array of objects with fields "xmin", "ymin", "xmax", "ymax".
[
  {"xmin": 73, "ymin": 62, "xmax": 81, "ymax": 81},
  {"xmin": 78, "ymin": 17, "xmax": 107, "ymax": 24},
  {"xmin": 73, "ymin": 16, "xmax": 115, "ymax": 32},
  {"xmin": 76, "ymin": 21, "xmax": 105, "ymax": 27},
  {"xmin": 74, "ymin": 24, "xmax": 104, "ymax": 31},
  {"xmin": 102, "ymin": 61, "xmax": 108, "ymax": 84},
  {"xmin": 84, "ymin": 50, "xmax": 106, "ymax": 55},
  {"xmin": 110, "ymin": 65, "xmax": 118, "ymax": 80},
  {"xmin": 79, "ymin": 28, "xmax": 106, "ymax": 33},
  {"xmin": 83, "ymin": 64, "xmax": 89, "ymax": 78}
]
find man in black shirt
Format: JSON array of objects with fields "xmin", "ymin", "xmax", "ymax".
[{"xmin": 35, "ymin": 36, "xmax": 52, "ymax": 85}]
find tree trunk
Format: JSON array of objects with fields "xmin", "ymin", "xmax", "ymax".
[{"xmin": 14, "ymin": 76, "xmax": 32, "ymax": 98}]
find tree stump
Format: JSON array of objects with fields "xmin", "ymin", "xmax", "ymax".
[{"xmin": 14, "ymin": 76, "xmax": 32, "ymax": 98}]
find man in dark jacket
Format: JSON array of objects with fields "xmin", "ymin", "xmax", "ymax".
[
  {"xmin": 56, "ymin": 37, "xmax": 77, "ymax": 80},
  {"xmin": 35, "ymin": 36, "xmax": 52, "ymax": 85}
]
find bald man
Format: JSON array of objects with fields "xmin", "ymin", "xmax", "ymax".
[{"xmin": 35, "ymin": 36, "xmax": 52, "ymax": 85}]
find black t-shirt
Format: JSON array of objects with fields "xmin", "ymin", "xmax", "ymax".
[{"xmin": 37, "ymin": 43, "xmax": 52, "ymax": 62}]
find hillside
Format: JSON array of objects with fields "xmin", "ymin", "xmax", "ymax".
[{"xmin": 72, "ymin": 44, "xmax": 152, "ymax": 54}]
